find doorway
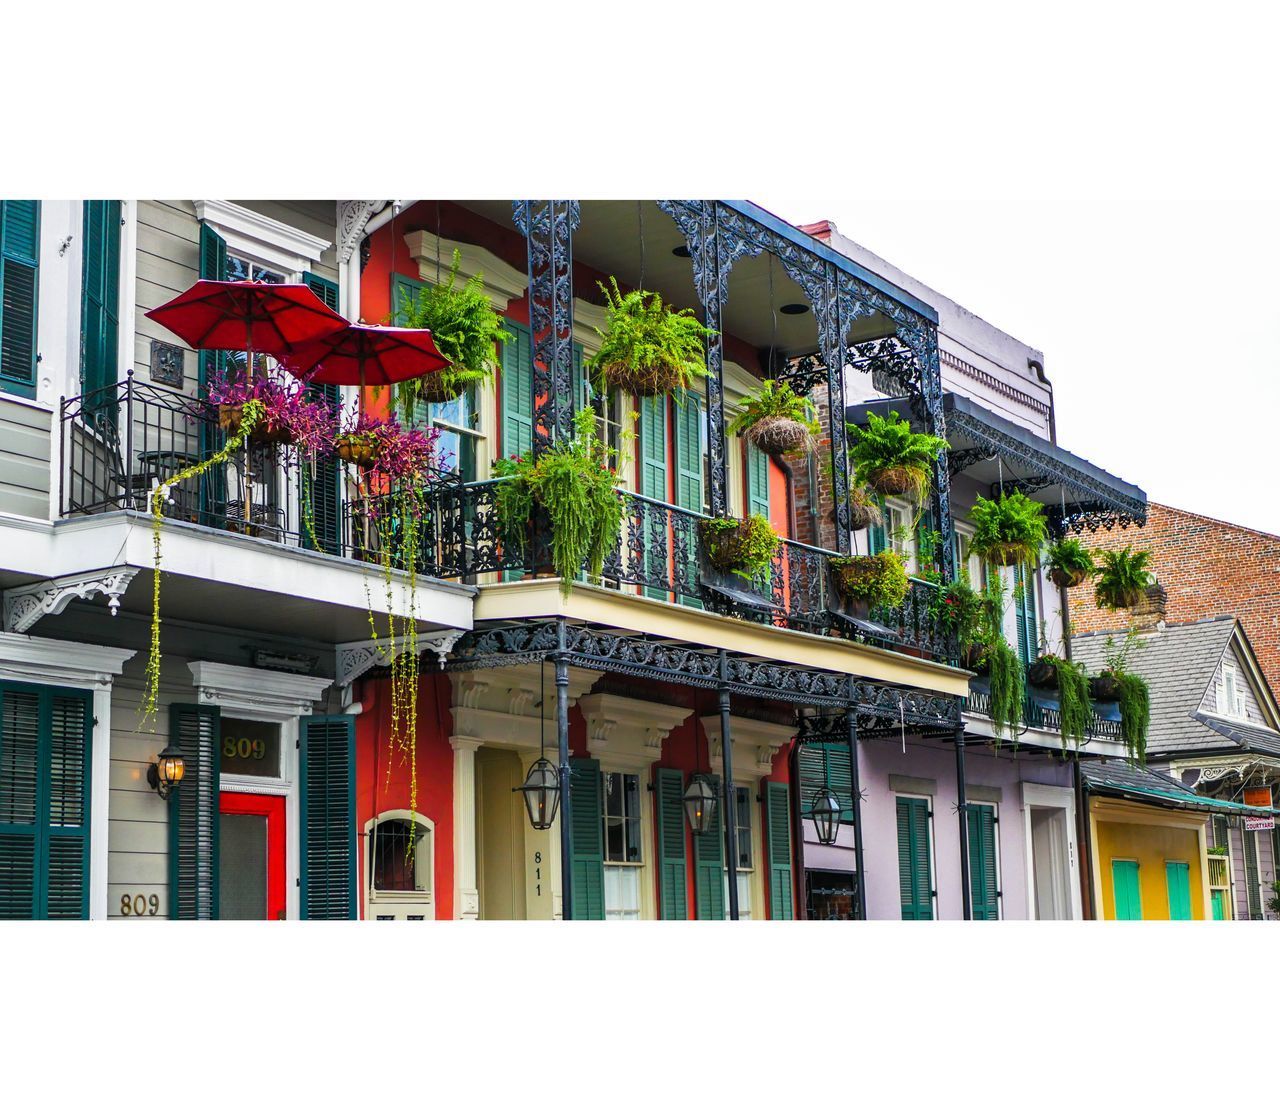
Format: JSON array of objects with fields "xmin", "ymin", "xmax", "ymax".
[
  {"xmin": 219, "ymin": 791, "xmax": 286, "ymax": 920},
  {"xmin": 1029, "ymin": 807, "xmax": 1071, "ymax": 919}
]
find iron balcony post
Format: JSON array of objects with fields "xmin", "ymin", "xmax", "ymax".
[
  {"xmin": 718, "ymin": 651, "xmax": 740, "ymax": 920},
  {"xmin": 58, "ymin": 394, "xmax": 67, "ymax": 517},
  {"xmin": 846, "ymin": 680, "xmax": 868, "ymax": 920},
  {"xmin": 555, "ymin": 629, "xmax": 573, "ymax": 922},
  {"xmin": 956, "ymin": 723, "xmax": 972, "ymax": 920},
  {"xmin": 124, "ymin": 372, "xmax": 134, "ymax": 511}
]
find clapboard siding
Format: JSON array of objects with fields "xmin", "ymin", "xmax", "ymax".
[
  {"xmin": 0, "ymin": 398, "xmax": 51, "ymax": 519},
  {"xmin": 134, "ymin": 200, "xmax": 201, "ymax": 393}
]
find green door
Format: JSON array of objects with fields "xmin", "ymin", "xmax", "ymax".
[
  {"xmin": 967, "ymin": 803, "xmax": 1000, "ymax": 920},
  {"xmin": 1112, "ymin": 859, "xmax": 1142, "ymax": 920},
  {"xmin": 1165, "ymin": 861, "xmax": 1192, "ymax": 921}
]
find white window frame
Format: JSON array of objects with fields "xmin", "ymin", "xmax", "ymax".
[
  {"xmin": 723, "ymin": 784, "xmax": 756, "ymax": 919},
  {"xmin": 884, "ymin": 498, "xmax": 918, "ymax": 574},
  {"xmin": 953, "ymin": 518, "xmax": 985, "ymax": 589},
  {"xmin": 194, "ymin": 200, "xmax": 330, "ymax": 279},
  {"xmin": 602, "ymin": 769, "xmax": 644, "ymax": 920},
  {"xmin": 1020, "ymin": 782, "xmax": 1083, "ymax": 921},
  {"xmin": 364, "ymin": 809, "xmax": 435, "ymax": 920}
]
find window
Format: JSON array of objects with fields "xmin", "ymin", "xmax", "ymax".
[
  {"xmin": 806, "ymin": 869, "xmax": 858, "ymax": 920},
  {"xmin": 602, "ymin": 771, "xmax": 642, "ymax": 920},
  {"xmin": 370, "ymin": 819, "xmax": 430, "ymax": 894},
  {"xmin": 0, "ymin": 201, "xmax": 40, "ymax": 397},
  {"xmin": 953, "ymin": 521, "xmax": 986, "ymax": 589},
  {"xmin": 1218, "ymin": 666, "xmax": 1246, "ymax": 718},
  {"xmin": 798, "ymin": 741, "xmax": 854, "ymax": 825},
  {"xmin": 896, "ymin": 796, "xmax": 934, "ymax": 920},
  {"xmin": 884, "ymin": 499, "xmax": 917, "ymax": 573},
  {"xmin": 219, "ymin": 717, "xmax": 281, "ymax": 780},
  {"xmin": 223, "ymin": 253, "xmax": 287, "ymax": 381},
  {"xmin": 724, "ymin": 785, "xmax": 753, "ymax": 920},
  {"xmin": 1112, "ymin": 859, "xmax": 1142, "ymax": 920},
  {"xmin": 1166, "ymin": 861, "xmax": 1192, "ymax": 920},
  {"xmin": 1243, "ymin": 829, "xmax": 1262, "ymax": 918}
]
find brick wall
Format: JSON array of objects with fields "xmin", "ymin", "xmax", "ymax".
[
  {"xmin": 784, "ymin": 381, "xmax": 839, "ymax": 551},
  {"xmin": 1066, "ymin": 503, "xmax": 1280, "ymax": 694}
]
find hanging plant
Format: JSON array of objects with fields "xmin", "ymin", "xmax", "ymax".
[
  {"xmin": 984, "ymin": 635, "xmax": 1024, "ymax": 743},
  {"xmin": 728, "ymin": 380, "xmax": 820, "ymax": 455},
  {"xmin": 1026, "ymin": 655, "xmax": 1092, "ymax": 746},
  {"xmin": 392, "ymin": 248, "xmax": 513, "ymax": 412},
  {"xmin": 932, "ymin": 579, "xmax": 984, "ymax": 648},
  {"xmin": 1088, "ymin": 629, "xmax": 1150, "ymax": 762},
  {"xmin": 591, "ymin": 277, "xmax": 715, "ymax": 398},
  {"xmin": 846, "ymin": 409, "xmax": 947, "ymax": 505},
  {"xmin": 205, "ymin": 369, "xmax": 335, "ymax": 449},
  {"xmin": 700, "ymin": 513, "xmax": 780, "ymax": 583},
  {"xmin": 1045, "ymin": 537, "xmax": 1095, "ymax": 588},
  {"xmin": 139, "ymin": 399, "xmax": 266, "ymax": 730},
  {"xmin": 1094, "ymin": 547, "xmax": 1154, "ymax": 610},
  {"xmin": 493, "ymin": 408, "xmax": 625, "ymax": 593},
  {"xmin": 849, "ymin": 483, "xmax": 884, "ymax": 532},
  {"xmin": 1089, "ymin": 627, "xmax": 1144, "ymax": 701},
  {"xmin": 969, "ymin": 490, "xmax": 1047, "ymax": 567},
  {"xmin": 828, "ymin": 551, "xmax": 909, "ymax": 612}
]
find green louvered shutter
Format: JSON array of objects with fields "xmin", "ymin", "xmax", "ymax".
[
  {"xmin": 798, "ymin": 742, "xmax": 854, "ymax": 825},
  {"xmin": 391, "ymin": 273, "xmax": 429, "ymax": 427},
  {"xmin": 1112, "ymin": 860, "xmax": 1142, "ymax": 920},
  {"xmin": 501, "ymin": 320, "xmax": 534, "ymax": 461},
  {"xmin": 299, "ymin": 715, "xmax": 356, "ymax": 919},
  {"xmin": 0, "ymin": 201, "xmax": 40, "ymax": 396},
  {"xmin": 867, "ymin": 496, "xmax": 888, "ymax": 555},
  {"xmin": 301, "ymin": 272, "xmax": 343, "ymax": 555},
  {"xmin": 0, "ymin": 684, "xmax": 91, "ymax": 919},
  {"xmin": 168, "ymin": 704, "xmax": 220, "ymax": 920},
  {"xmin": 695, "ymin": 776, "xmax": 725, "ymax": 920},
  {"xmin": 1243, "ymin": 831, "xmax": 1262, "ymax": 918},
  {"xmin": 897, "ymin": 796, "xmax": 934, "ymax": 920},
  {"xmin": 568, "ymin": 757, "xmax": 605, "ymax": 920},
  {"xmin": 766, "ymin": 781, "xmax": 794, "ymax": 920},
  {"xmin": 967, "ymin": 803, "xmax": 1000, "ymax": 920},
  {"xmin": 655, "ymin": 767, "xmax": 688, "ymax": 920},
  {"xmin": 747, "ymin": 443, "xmax": 770, "ymax": 519},
  {"xmin": 197, "ymin": 223, "xmax": 228, "ymax": 523},
  {"xmin": 639, "ymin": 395, "xmax": 670, "ymax": 599},
  {"xmin": 80, "ymin": 200, "xmax": 121, "ymax": 418},
  {"xmin": 1166, "ymin": 862, "xmax": 1192, "ymax": 920},
  {"xmin": 674, "ymin": 392, "xmax": 704, "ymax": 606},
  {"xmin": 1014, "ymin": 562, "xmax": 1039, "ymax": 666}
]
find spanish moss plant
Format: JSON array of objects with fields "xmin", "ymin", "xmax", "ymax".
[
  {"xmin": 1055, "ymin": 657, "xmax": 1093, "ymax": 747},
  {"xmin": 1094, "ymin": 547, "xmax": 1154, "ymax": 610},
  {"xmin": 846, "ymin": 409, "xmax": 948, "ymax": 505},
  {"xmin": 985, "ymin": 635, "xmax": 1023, "ymax": 743}
]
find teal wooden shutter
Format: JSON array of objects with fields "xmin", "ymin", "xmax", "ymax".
[
  {"xmin": 0, "ymin": 200, "xmax": 40, "ymax": 397},
  {"xmin": 197, "ymin": 222, "xmax": 228, "ymax": 523},
  {"xmin": 391, "ymin": 272, "xmax": 430, "ymax": 427},
  {"xmin": 674, "ymin": 392, "xmax": 704, "ymax": 606},
  {"xmin": 301, "ymin": 272, "xmax": 343, "ymax": 555},
  {"xmin": 798, "ymin": 742, "xmax": 854, "ymax": 824},
  {"xmin": 168, "ymin": 704, "xmax": 220, "ymax": 920},
  {"xmin": 694, "ymin": 775, "xmax": 725, "ymax": 920},
  {"xmin": 1014, "ymin": 562, "xmax": 1039, "ymax": 665},
  {"xmin": 79, "ymin": 200, "xmax": 121, "ymax": 417},
  {"xmin": 868, "ymin": 496, "xmax": 887, "ymax": 554},
  {"xmin": 501, "ymin": 320, "xmax": 534, "ymax": 461},
  {"xmin": 0, "ymin": 684, "xmax": 92, "ymax": 919},
  {"xmin": 967, "ymin": 803, "xmax": 1000, "ymax": 920},
  {"xmin": 747, "ymin": 444, "xmax": 770, "ymax": 520},
  {"xmin": 765, "ymin": 781, "xmax": 794, "ymax": 920},
  {"xmin": 1112, "ymin": 860, "xmax": 1142, "ymax": 920},
  {"xmin": 1243, "ymin": 831, "xmax": 1262, "ymax": 918},
  {"xmin": 655, "ymin": 767, "xmax": 688, "ymax": 920},
  {"xmin": 299, "ymin": 715, "xmax": 357, "ymax": 919},
  {"xmin": 1166, "ymin": 862, "xmax": 1192, "ymax": 920},
  {"xmin": 896, "ymin": 796, "xmax": 934, "ymax": 920},
  {"xmin": 639, "ymin": 395, "xmax": 669, "ymax": 599},
  {"xmin": 568, "ymin": 757, "xmax": 605, "ymax": 920}
]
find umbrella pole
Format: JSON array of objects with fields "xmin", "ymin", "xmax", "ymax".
[{"xmin": 244, "ymin": 329, "xmax": 255, "ymax": 532}]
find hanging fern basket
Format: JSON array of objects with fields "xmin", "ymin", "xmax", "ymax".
[
  {"xmin": 599, "ymin": 359, "xmax": 686, "ymax": 398},
  {"xmin": 744, "ymin": 416, "xmax": 812, "ymax": 456},
  {"xmin": 865, "ymin": 464, "xmax": 921, "ymax": 497},
  {"xmin": 1027, "ymin": 656, "xmax": 1060, "ymax": 690},
  {"xmin": 979, "ymin": 542, "xmax": 1036, "ymax": 567},
  {"xmin": 1048, "ymin": 565, "xmax": 1090, "ymax": 589},
  {"xmin": 1090, "ymin": 672, "xmax": 1124, "ymax": 702},
  {"xmin": 1098, "ymin": 586, "xmax": 1144, "ymax": 609},
  {"xmin": 414, "ymin": 370, "xmax": 463, "ymax": 404}
]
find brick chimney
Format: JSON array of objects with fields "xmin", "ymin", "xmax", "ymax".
[{"xmin": 1132, "ymin": 582, "xmax": 1168, "ymax": 629}]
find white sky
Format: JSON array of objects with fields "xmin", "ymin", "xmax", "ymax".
[{"xmin": 758, "ymin": 198, "xmax": 1280, "ymax": 537}]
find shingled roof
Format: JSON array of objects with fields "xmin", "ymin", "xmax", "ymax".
[{"xmin": 1073, "ymin": 617, "xmax": 1265, "ymax": 758}]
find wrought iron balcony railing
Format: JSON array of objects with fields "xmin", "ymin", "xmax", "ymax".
[
  {"xmin": 434, "ymin": 479, "xmax": 952, "ymax": 661},
  {"xmin": 964, "ymin": 683, "xmax": 1124, "ymax": 744}
]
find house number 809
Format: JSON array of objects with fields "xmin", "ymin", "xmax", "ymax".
[{"xmin": 120, "ymin": 893, "xmax": 159, "ymax": 916}]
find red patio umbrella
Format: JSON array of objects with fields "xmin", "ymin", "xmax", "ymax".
[{"xmin": 287, "ymin": 322, "xmax": 452, "ymax": 408}]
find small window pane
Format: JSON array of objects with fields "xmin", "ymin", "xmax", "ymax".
[
  {"xmin": 372, "ymin": 820, "xmax": 423, "ymax": 892},
  {"xmin": 219, "ymin": 717, "xmax": 281, "ymax": 780}
]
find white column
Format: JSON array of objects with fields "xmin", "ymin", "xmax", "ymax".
[
  {"xmin": 451, "ymin": 735, "xmax": 482, "ymax": 920},
  {"xmin": 89, "ymin": 683, "xmax": 113, "ymax": 920}
]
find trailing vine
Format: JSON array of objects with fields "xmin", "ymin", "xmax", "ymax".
[{"xmin": 140, "ymin": 399, "xmax": 265, "ymax": 731}]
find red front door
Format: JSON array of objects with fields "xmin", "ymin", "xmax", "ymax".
[{"xmin": 219, "ymin": 791, "xmax": 287, "ymax": 920}]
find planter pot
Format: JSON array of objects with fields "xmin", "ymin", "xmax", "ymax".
[
  {"xmin": 700, "ymin": 519, "xmax": 756, "ymax": 576},
  {"xmin": 257, "ymin": 420, "xmax": 295, "ymax": 446},
  {"xmin": 415, "ymin": 370, "xmax": 462, "ymax": 404},
  {"xmin": 1027, "ymin": 658, "xmax": 1060, "ymax": 690},
  {"xmin": 978, "ymin": 542, "xmax": 1033, "ymax": 567},
  {"xmin": 1048, "ymin": 566, "xmax": 1089, "ymax": 589},
  {"xmin": 1099, "ymin": 587, "xmax": 1144, "ymax": 609},
  {"xmin": 849, "ymin": 500, "xmax": 881, "ymax": 532},
  {"xmin": 335, "ymin": 434, "xmax": 378, "ymax": 469},
  {"xmin": 959, "ymin": 644, "xmax": 989, "ymax": 672},
  {"xmin": 599, "ymin": 360, "xmax": 685, "ymax": 399},
  {"xmin": 1090, "ymin": 673, "xmax": 1123, "ymax": 702},
  {"xmin": 218, "ymin": 403, "xmax": 246, "ymax": 432},
  {"xmin": 745, "ymin": 416, "xmax": 811, "ymax": 456},
  {"xmin": 865, "ymin": 465, "xmax": 920, "ymax": 497}
]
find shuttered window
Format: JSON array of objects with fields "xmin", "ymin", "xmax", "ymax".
[
  {"xmin": 568, "ymin": 757, "xmax": 604, "ymax": 920},
  {"xmin": 639, "ymin": 395, "xmax": 669, "ymax": 600},
  {"xmin": 1112, "ymin": 859, "xmax": 1142, "ymax": 920},
  {"xmin": 674, "ymin": 392, "xmax": 705, "ymax": 607},
  {"xmin": 80, "ymin": 200, "xmax": 121, "ymax": 417},
  {"xmin": 1166, "ymin": 861, "xmax": 1192, "ymax": 920},
  {"xmin": 694, "ymin": 775, "xmax": 725, "ymax": 920},
  {"xmin": 765, "ymin": 781, "xmax": 794, "ymax": 920},
  {"xmin": 0, "ymin": 683, "xmax": 92, "ymax": 919},
  {"xmin": 500, "ymin": 319, "xmax": 534, "ymax": 462},
  {"xmin": 300, "ymin": 272, "xmax": 343, "ymax": 554},
  {"xmin": 1243, "ymin": 830, "xmax": 1262, "ymax": 919},
  {"xmin": 654, "ymin": 767, "xmax": 688, "ymax": 919},
  {"xmin": 797, "ymin": 741, "xmax": 854, "ymax": 824},
  {"xmin": 197, "ymin": 223, "xmax": 228, "ymax": 521},
  {"xmin": 1014, "ymin": 562, "xmax": 1039, "ymax": 666},
  {"xmin": 169, "ymin": 704, "xmax": 220, "ymax": 919},
  {"xmin": 746, "ymin": 444, "xmax": 770, "ymax": 520},
  {"xmin": 966, "ymin": 802, "xmax": 1000, "ymax": 920},
  {"xmin": 896, "ymin": 795, "xmax": 934, "ymax": 920},
  {"xmin": 299, "ymin": 715, "xmax": 357, "ymax": 919},
  {"xmin": 0, "ymin": 200, "xmax": 40, "ymax": 397}
]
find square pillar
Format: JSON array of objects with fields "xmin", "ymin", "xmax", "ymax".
[{"xmin": 451, "ymin": 735, "xmax": 483, "ymax": 920}]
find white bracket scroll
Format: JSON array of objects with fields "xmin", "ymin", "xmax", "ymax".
[
  {"xmin": 3, "ymin": 567, "xmax": 140, "ymax": 634},
  {"xmin": 334, "ymin": 629, "xmax": 464, "ymax": 688}
]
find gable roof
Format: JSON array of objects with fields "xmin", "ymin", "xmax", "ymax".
[{"xmin": 1072, "ymin": 617, "xmax": 1245, "ymax": 758}]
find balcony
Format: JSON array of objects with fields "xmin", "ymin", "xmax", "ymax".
[
  {"xmin": 433, "ymin": 479, "xmax": 952, "ymax": 663},
  {"xmin": 964, "ymin": 681, "xmax": 1124, "ymax": 746}
]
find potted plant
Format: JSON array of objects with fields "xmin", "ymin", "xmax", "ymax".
[
  {"xmin": 1088, "ymin": 630, "xmax": 1150, "ymax": 762},
  {"xmin": 846, "ymin": 409, "xmax": 948, "ymax": 504},
  {"xmin": 700, "ymin": 513, "xmax": 780, "ymax": 582},
  {"xmin": 1267, "ymin": 883, "xmax": 1280, "ymax": 917},
  {"xmin": 1094, "ymin": 546, "xmax": 1154, "ymax": 610},
  {"xmin": 335, "ymin": 410, "xmax": 395, "ymax": 469},
  {"xmin": 1025, "ymin": 653, "xmax": 1092, "ymax": 746},
  {"xmin": 849, "ymin": 483, "xmax": 884, "ymax": 532},
  {"xmin": 393, "ymin": 249, "xmax": 513, "ymax": 410},
  {"xmin": 933, "ymin": 579, "xmax": 983, "ymax": 646},
  {"xmin": 591, "ymin": 277, "xmax": 715, "ymax": 397},
  {"xmin": 827, "ymin": 550, "xmax": 909, "ymax": 614},
  {"xmin": 1045, "ymin": 537, "xmax": 1095, "ymax": 588},
  {"xmin": 728, "ymin": 380, "xmax": 820, "ymax": 455},
  {"xmin": 969, "ymin": 490, "xmax": 1047, "ymax": 567},
  {"xmin": 493, "ymin": 408, "xmax": 625, "ymax": 593},
  {"xmin": 206, "ymin": 369, "xmax": 334, "ymax": 448}
]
